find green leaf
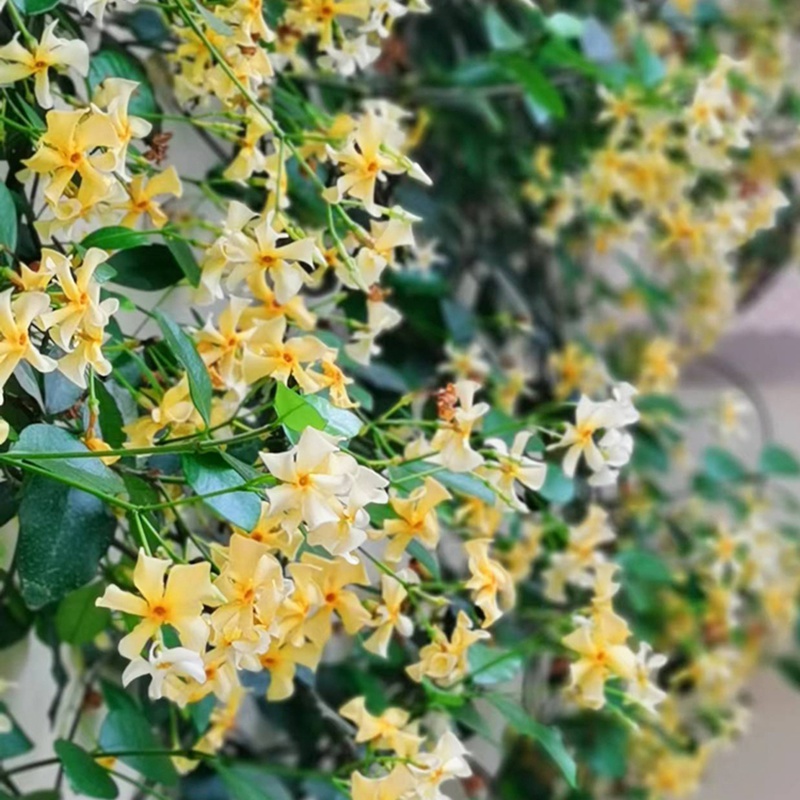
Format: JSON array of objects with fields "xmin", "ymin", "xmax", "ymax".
[
  {"xmin": 0, "ymin": 184, "xmax": 18, "ymax": 254},
  {"xmin": 539, "ymin": 464, "xmax": 574, "ymax": 504},
  {"xmin": 545, "ymin": 12, "xmax": 585, "ymax": 38},
  {"xmin": 388, "ymin": 460, "xmax": 495, "ymax": 503},
  {"xmin": 55, "ymin": 739, "xmax": 118, "ymax": 799},
  {"xmin": 81, "ymin": 226, "xmax": 150, "ymax": 252},
  {"xmin": 702, "ymin": 446, "xmax": 748, "ymax": 483},
  {"xmin": 0, "ymin": 480, "xmax": 19, "ymax": 527},
  {"xmin": 635, "ymin": 394, "xmax": 687, "ymax": 419},
  {"xmin": 487, "ymin": 694, "xmax": 577, "ymax": 787},
  {"xmin": 494, "ymin": 53, "xmax": 565, "ymax": 119},
  {"xmin": 88, "ymin": 49, "xmax": 157, "ymax": 117},
  {"xmin": 617, "ymin": 549, "xmax": 672, "ymax": 583},
  {"xmin": 468, "ymin": 643, "xmax": 524, "ymax": 686},
  {"xmin": 216, "ymin": 763, "xmax": 292, "ymax": 800},
  {"xmin": 0, "ymin": 584, "xmax": 34, "ymax": 649},
  {"xmin": 98, "ymin": 683, "xmax": 178, "ymax": 786},
  {"xmin": 422, "ymin": 679, "xmax": 465, "ymax": 709},
  {"xmin": 304, "ymin": 394, "xmax": 362, "ymax": 439},
  {"xmin": 11, "ymin": 424, "xmax": 125, "ymax": 497},
  {"xmin": 0, "ymin": 702, "xmax": 33, "ymax": 760},
  {"xmin": 105, "ymin": 244, "xmax": 185, "ymax": 291},
  {"xmin": 484, "ymin": 6, "xmax": 525, "ymax": 50},
  {"xmin": 55, "ymin": 583, "xmax": 112, "ymax": 645},
  {"xmin": 10, "ymin": 0, "xmax": 60, "ymax": 14},
  {"xmin": 165, "ymin": 238, "xmax": 202, "ymax": 287},
  {"xmin": 182, "ymin": 452, "xmax": 261, "ymax": 531},
  {"xmin": 776, "ymin": 655, "xmax": 800, "ymax": 688},
  {"xmin": 450, "ymin": 702, "xmax": 498, "ymax": 743},
  {"xmin": 17, "ymin": 475, "xmax": 117, "ymax": 609},
  {"xmin": 154, "ymin": 311, "xmax": 213, "ymax": 427},
  {"xmin": 274, "ymin": 383, "xmax": 325, "ymax": 434},
  {"xmin": 759, "ymin": 444, "xmax": 800, "ymax": 477},
  {"xmin": 95, "ymin": 381, "xmax": 127, "ymax": 450},
  {"xmin": 406, "ymin": 538, "xmax": 441, "ymax": 580}
]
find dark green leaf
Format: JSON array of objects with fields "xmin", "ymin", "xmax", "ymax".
[
  {"xmin": 487, "ymin": 694, "xmax": 577, "ymax": 787},
  {"xmin": 55, "ymin": 739, "xmax": 118, "ymax": 799},
  {"xmin": 217, "ymin": 763, "xmax": 292, "ymax": 800},
  {"xmin": 95, "ymin": 381, "xmax": 127, "ymax": 449},
  {"xmin": 81, "ymin": 226, "xmax": 150, "ymax": 252},
  {"xmin": 0, "ymin": 184, "xmax": 18, "ymax": 253},
  {"xmin": 702, "ymin": 446, "xmax": 748, "ymax": 483},
  {"xmin": 406, "ymin": 538, "xmax": 441, "ymax": 580},
  {"xmin": 759, "ymin": 444, "xmax": 800, "ymax": 477},
  {"xmin": 17, "ymin": 476, "xmax": 117, "ymax": 609},
  {"xmin": 0, "ymin": 481, "xmax": 19, "ymax": 527},
  {"xmin": 106, "ymin": 244, "xmax": 184, "ymax": 291},
  {"xmin": 165, "ymin": 238, "xmax": 202, "ymax": 287},
  {"xmin": 154, "ymin": 312, "xmax": 212, "ymax": 427},
  {"xmin": 182, "ymin": 452, "xmax": 261, "ymax": 531},
  {"xmin": 0, "ymin": 702, "xmax": 33, "ymax": 760},
  {"xmin": 55, "ymin": 583, "xmax": 111, "ymax": 645},
  {"xmin": 99, "ymin": 684, "xmax": 178, "ymax": 786}
]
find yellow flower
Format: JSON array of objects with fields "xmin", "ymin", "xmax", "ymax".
[
  {"xmin": 406, "ymin": 610, "xmax": 489, "ymax": 686},
  {"xmin": 0, "ymin": 21, "xmax": 89, "ymax": 108},
  {"xmin": 638, "ymin": 337, "xmax": 680, "ymax": 394},
  {"xmin": 562, "ymin": 619, "xmax": 636, "ymax": 710},
  {"xmin": 93, "ymin": 78, "xmax": 153, "ymax": 173},
  {"xmin": 211, "ymin": 533, "xmax": 285, "ymax": 638},
  {"xmin": 363, "ymin": 574, "xmax": 413, "ymax": 657},
  {"xmin": 464, "ymin": 538, "xmax": 515, "ymax": 628},
  {"xmin": 243, "ymin": 316, "xmax": 332, "ymax": 392},
  {"xmin": 350, "ymin": 766, "xmax": 413, "ymax": 800},
  {"xmin": 96, "ymin": 550, "xmax": 214, "ymax": 658},
  {"xmin": 324, "ymin": 109, "xmax": 409, "ymax": 215},
  {"xmin": 114, "ymin": 166, "xmax": 183, "ymax": 229},
  {"xmin": 339, "ymin": 696, "xmax": 421, "ymax": 757},
  {"xmin": 23, "ymin": 108, "xmax": 119, "ymax": 206},
  {"xmin": 226, "ymin": 211, "xmax": 317, "ymax": 303},
  {"xmin": 252, "ymin": 639, "xmax": 322, "ymax": 701},
  {"xmin": 40, "ymin": 248, "xmax": 118, "ymax": 352},
  {"xmin": 286, "ymin": 0, "xmax": 370, "ymax": 49},
  {"xmin": 376, "ymin": 476, "xmax": 451, "ymax": 562},
  {"xmin": 301, "ymin": 553, "xmax": 371, "ymax": 643},
  {"xmin": 429, "ymin": 379, "xmax": 489, "ymax": 472},
  {"xmin": 0, "ymin": 289, "xmax": 57, "ymax": 403}
]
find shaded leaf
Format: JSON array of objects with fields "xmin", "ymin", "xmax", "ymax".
[
  {"xmin": 17, "ymin": 475, "xmax": 117, "ymax": 609},
  {"xmin": 55, "ymin": 739, "xmax": 118, "ymax": 799},
  {"xmin": 487, "ymin": 694, "xmax": 577, "ymax": 787},
  {"xmin": 182, "ymin": 452, "xmax": 262, "ymax": 531},
  {"xmin": 55, "ymin": 583, "xmax": 111, "ymax": 645},
  {"xmin": 155, "ymin": 311, "xmax": 212, "ymax": 427}
]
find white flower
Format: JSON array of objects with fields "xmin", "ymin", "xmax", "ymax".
[
  {"xmin": 626, "ymin": 643, "xmax": 667, "ymax": 714},
  {"xmin": 408, "ymin": 731, "xmax": 472, "ymax": 800},
  {"xmin": 122, "ymin": 645, "xmax": 206, "ymax": 700},
  {"xmin": 430, "ymin": 379, "xmax": 489, "ymax": 472},
  {"xmin": 483, "ymin": 431, "xmax": 546, "ymax": 507},
  {"xmin": 261, "ymin": 428, "xmax": 354, "ymax": 528}
]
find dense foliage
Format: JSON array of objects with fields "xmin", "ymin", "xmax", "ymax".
[{"xmin": 2, "ymin": 0, "xmax": 800, "ymax": 799}]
